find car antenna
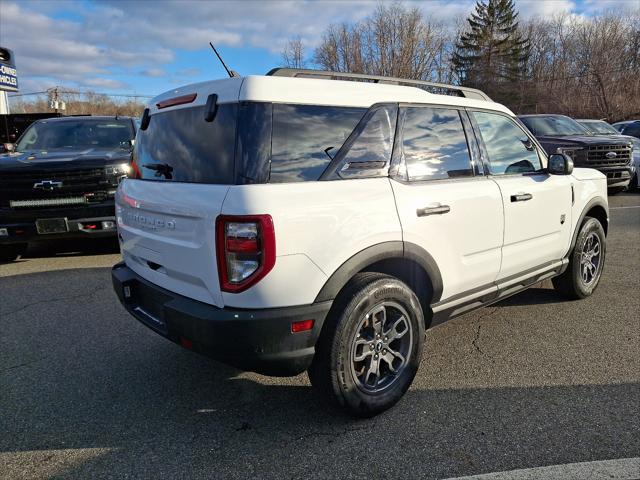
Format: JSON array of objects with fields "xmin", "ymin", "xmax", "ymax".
[{"xmin": 209, "ymin": 42, "xmax": 240, "ymax": 78}]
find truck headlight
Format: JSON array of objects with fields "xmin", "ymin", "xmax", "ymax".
[{"xmin": 106, "ymin": 163, "xmax": 131, "ymax": 175}]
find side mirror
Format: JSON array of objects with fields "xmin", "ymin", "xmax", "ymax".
[
  {"xmin": 3, "ymin": 143, "xmax": 15, "ymax": 152},
  {"xmin": 548, "ymin": 153, "xmax": 573, "ymax": 175}
]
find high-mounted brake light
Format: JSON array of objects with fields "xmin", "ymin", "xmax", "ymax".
[
  {"xmin": 156, "ymin": 93, "xmax": 197, "ymax": 109},
  {"xmin": 216, "ymin": 215, "xmax": 275, "ymax": 293}
]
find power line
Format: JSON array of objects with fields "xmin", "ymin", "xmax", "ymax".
[{"xmin": 7, "ymin": 89, "xmax": 153, "ymax": 99}]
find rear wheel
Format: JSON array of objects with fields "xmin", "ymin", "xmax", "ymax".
[
  {"xmin": 308, "ymin": 273, "xmax": 425, "ymax": 417},
  {"xmin": 0, "ymin": 243, "xmax": 27, "ymax": 263},
  {"xmin": 553, "ymin": 217, "xmax": 606, "ymax": 299}
]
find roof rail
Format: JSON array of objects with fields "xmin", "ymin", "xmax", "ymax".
[{"xmin": 266, "ymin": 68, "xmax": 492, "ymax": 102}]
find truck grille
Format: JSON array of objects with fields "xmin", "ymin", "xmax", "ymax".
[
  {"xmin": 0, "ymin": 167, "xmax": 114, "ymax": 209},
  {"xmin": 586, "ymin": 144, "xmax": 631, "ymax": 167}
]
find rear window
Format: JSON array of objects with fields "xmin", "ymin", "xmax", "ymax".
[
  {"xmin": 134, "ymin": 104, "xmax": 237, "ymax": 183},
  {"xmin": 134, "ymin": 102, "xmax": 365, "ymax": 184}
]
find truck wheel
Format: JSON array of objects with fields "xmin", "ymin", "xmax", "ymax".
[
  {"xmin": 308, "ymin": 273, "xmax": 425, "ymax": 417},
  {"xmin": 0, "ymin": 243, "xmax": 27, "ymax": 263},
  {"xmin": 552, "ymin": 217, "xmax": 606, "ymax": 299}
]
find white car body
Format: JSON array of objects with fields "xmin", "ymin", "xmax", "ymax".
[{"xmin": 112, "ymin": 71, "xmax": 609, "ymax": 387}]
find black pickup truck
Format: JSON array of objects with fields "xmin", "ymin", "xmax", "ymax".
[
  {"xmin": 519, "ymin": 114, "xmax": 634, "ymax": 194},
  {"xmin": 0, "ymin": 116, "xmax": 136, "ymax": 261}
]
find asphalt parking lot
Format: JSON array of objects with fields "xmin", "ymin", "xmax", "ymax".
[{"xmin": 1, "ymin": 194, "xmax": 639, "ymax": 480}]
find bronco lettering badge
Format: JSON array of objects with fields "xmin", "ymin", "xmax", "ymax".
[{"xmin": 126, "ymin": 211, "xmax": 176, "ymax": 231}]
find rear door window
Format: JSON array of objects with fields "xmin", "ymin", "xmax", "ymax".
[
  {"xmin": 402, "ymin": 107, "xmax": 473, "ymax": 181},
  {"xmin": 270, "ymin": 104, "xmax": 365, "ymax": 182}
]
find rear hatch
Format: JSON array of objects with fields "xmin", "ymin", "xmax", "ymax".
[{"xmin": 117, "ymin": 79, "xmax": 241, "ymax": 307}]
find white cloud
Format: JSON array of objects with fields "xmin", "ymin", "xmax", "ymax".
[
  {"xmin": 141, "ymin": 68, "xmax": 167, "ymax": 78},
  {"xmin": 83, "ymin": 77, "xmax": 130, "ymax": 89},
  {"xmin": 1, "ymin": 0, "xmax": 636, "ymax": 94}
]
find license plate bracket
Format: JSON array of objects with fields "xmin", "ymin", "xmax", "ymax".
[{"xmin": 36, "ymin": 218, "xmax": 69, "ymax": 234}]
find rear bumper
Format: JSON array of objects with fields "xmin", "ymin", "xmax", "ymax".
[{"xmin": 111, "ymin": 263, "xmax": 332, "ymax": 376}]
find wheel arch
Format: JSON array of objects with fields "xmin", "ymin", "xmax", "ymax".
[
  {"xmin": 569, "ymin": 198, "xmax": 609, "ymax": 255},
  {"xmin": 314, "ymin": 241, "xmax": 443, "ymax": 324}
]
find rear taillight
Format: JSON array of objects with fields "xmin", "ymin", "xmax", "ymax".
[{"xmin": 215, "ymin": 215, "xmax": 275, "ymax": 293}]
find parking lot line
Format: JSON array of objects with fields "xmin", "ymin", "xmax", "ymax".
[
  {"xmin": 610, "ymin": 206, "xmax": 640, "ymax": 210},
  {"xmin": 444, "ymin": 457, "xmax": 640, "ymax": 480}
]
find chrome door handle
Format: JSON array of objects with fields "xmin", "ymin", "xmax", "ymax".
[
  {"xmin": 417, "ymin": 205, "xmax": 451, "ymax": 217},
  {"xmin": 511, "ymin": 193, "xmax": 533, "ymax": 202}
]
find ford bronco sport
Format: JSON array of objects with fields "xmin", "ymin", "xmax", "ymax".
[
  {"xmin": 112, "ymin": 69, "xmax": 609, "ymax": 417},
  {"xmin": 0, "ymin": 116, "xmax": 136, "ymax": 261}
]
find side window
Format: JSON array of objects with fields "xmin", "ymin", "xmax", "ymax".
[
  {"xmin": 338, "ymin": 105, "xmax": 397, "ymax": 178},
  {"xmin": 473, "ymin": 112, "xmax": 542, "ymax": 175},
  {"xmin": 402, "ymin": 107, "xmax": 473, "ymax": 181},
  {"xmin": 623, "ymin": 123, "xmax": 640, "ymax": 137},
  {"xmin": 271, "ymin": 104, "xmax": 365, "ymax": 182}
]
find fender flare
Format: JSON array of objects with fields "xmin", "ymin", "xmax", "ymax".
[
  {"xmin": 314, "ymin": 241, "xmax": 443, "ymax": 303},
  {"xmin": 568, "ymin": 197, "xmax": 609, "ymax": 255}
]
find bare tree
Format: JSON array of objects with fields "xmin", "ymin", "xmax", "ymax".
[
  {"xmin": 10, "ymin": 90, "xmax": 146, "ymax": 117},
  {"xmin": 313, "ymin": 3, "xmax": 451, "ymax": 82},
  {"xmin": 521, "ymin": 9, "xmax": 640, "ymax": 120},
  {"xmin": 281, "ymin": 36, "xmax": 307, "ymax": 68}
]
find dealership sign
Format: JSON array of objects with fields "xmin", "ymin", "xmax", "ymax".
[{"xmin": 0, "ymin": 47, "xmax": 18, "ymax": 92}]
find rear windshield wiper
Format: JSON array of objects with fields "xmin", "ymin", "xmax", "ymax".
[{"xmin": 143, "ymin": 162, "xmax": 174, "ymax": 180}]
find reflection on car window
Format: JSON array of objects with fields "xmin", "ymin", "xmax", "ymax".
[
  {"xmin": 338, "ymin": 105, "xmax": 397, "ymax": 177},
  {"xmin": 271, "ymin": 104, "xmax": 365, "ymax": 182},
  {"xmin": 402, "ymin": 107, "xmax": 472, "ymax": 181},
  {"xmin": 474, "ymin": 112, "xmax": 541, "ymax": 175},
  {"xmin": 134, "ymin": 104, "xmax": 237, "ymax": 183}
]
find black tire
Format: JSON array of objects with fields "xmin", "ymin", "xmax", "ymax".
[
  {"xmin": 552, "ymin": 217, "xmax": 606, "ymax": 299},
  {"xmin": 308, "ymin": 272, "xmax": 425, "ymax": 417},
  {"xmin": 0, "ymin": 243, "xmax": 27, "ymax": 263}
]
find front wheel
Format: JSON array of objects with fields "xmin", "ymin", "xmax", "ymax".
[
  {"xmin": 553, "ymin": 217, "xmax": 606, "ymax": 299},
  {"xmin": 308, "ymin": 273, "xmax": 425, "ymax": 417}
]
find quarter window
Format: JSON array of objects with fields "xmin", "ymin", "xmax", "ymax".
[
  {"xmin": 338, "ymin": 105, "xmax": 397, "ymax": 178},
  {"xmin": 402, "ymin": 107, "xmax": 473, "ymax": 181},
  {"xmin": 473, "ymin": 112, "xmax": 541, "ymax": 175}
]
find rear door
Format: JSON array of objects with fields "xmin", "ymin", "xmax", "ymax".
[
  {"xmin": 390, "ymin": 106, "xmax": 503, "ymax": 301},
  {"xmin": 470, "ymin": 110, "xmax": 573, "ymax": 280},
  {"xmin": 118, "ymin": 98, "xmax": 239, "ymax": 307}
]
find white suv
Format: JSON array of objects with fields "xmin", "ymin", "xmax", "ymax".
[{"xmin": 112, "ymin": 69, "xmax": 609, "ymax": 417}]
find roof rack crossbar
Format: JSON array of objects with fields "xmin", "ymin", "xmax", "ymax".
[{"xmin": 266, "ymin": 68, "xmax": 492, "ymax": 102}]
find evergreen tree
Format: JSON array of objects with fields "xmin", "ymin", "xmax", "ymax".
[{"xmin": 453, "ymin": 0, "xmax": 530, "ymax": 102}]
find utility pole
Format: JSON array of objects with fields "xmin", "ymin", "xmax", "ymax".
[{"xmin": 48, "ymin": 86, "xmax": 65, "ymax": 114}]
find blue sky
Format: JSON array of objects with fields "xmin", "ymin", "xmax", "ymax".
[{"xmin": 0, "ymin": 0, "xmax": 637, "ymax": 99}]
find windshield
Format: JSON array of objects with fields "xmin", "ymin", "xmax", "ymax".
[
  {"xmin": 578, "ymin": 120, "xmax": 619, "ymax": 135},
  {"xmin": 16, "ymin": 119, "xmax": 134, "ymax": 151},
  {"xmin": 520, "ymin": 116, "xmax": 589, "ymax": 136}
]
